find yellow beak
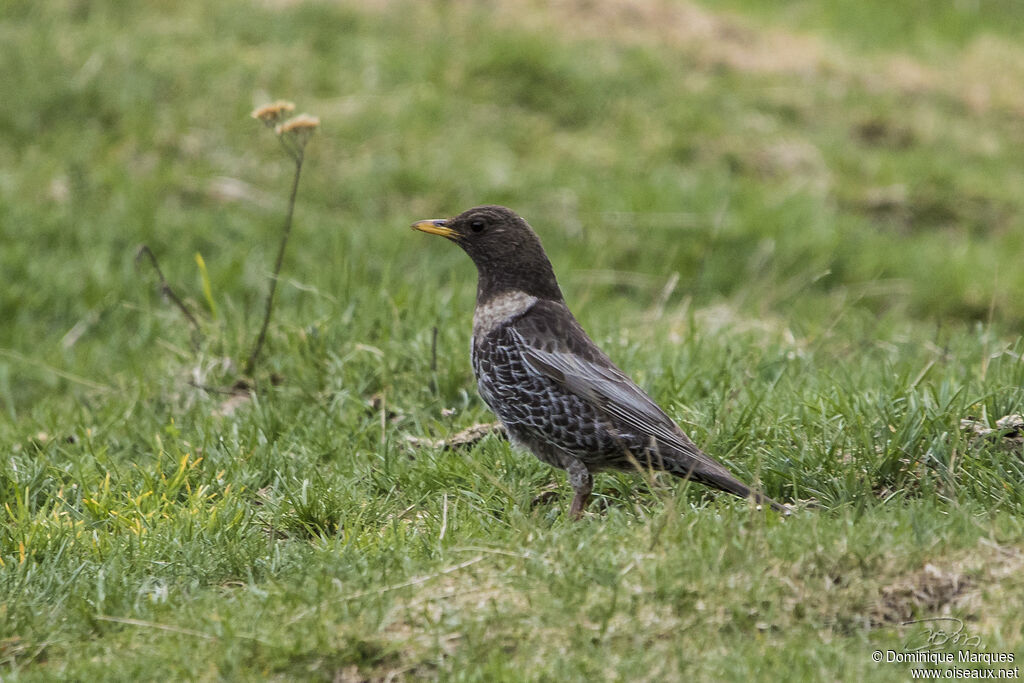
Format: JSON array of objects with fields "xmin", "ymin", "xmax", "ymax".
[{"xmin": 411, "ymin": 219, "xmax": 458, "ymax": 239}]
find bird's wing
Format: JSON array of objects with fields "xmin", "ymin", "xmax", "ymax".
[
  {"xmin": 507, "ymin": 301, "xmax": 787, "ymax": 512},
  {"xmin": 509, "ymin": 301, "xmax": 726, "ymax": 473}
]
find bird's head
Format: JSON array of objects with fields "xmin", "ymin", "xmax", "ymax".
[{"xmin": 412, "ymin": 205, "xmax": 563, "ymax": 303}]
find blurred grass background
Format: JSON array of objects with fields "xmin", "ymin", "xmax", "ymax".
[{"xmin": 2, "ymin": 0, "xmax": 1024, "ymax": 679}]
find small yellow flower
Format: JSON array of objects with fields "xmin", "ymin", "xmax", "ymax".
[
  {"xmin": 250, "ymin": 100, "xmax": 295, "ymax": 126},
  {"xmin": 274, "ymin": 114, "xmax": 320, "ymax": 135},
  {"xmin": 274, "ymin": 114, "xmax": 320, "ymax": 152}
]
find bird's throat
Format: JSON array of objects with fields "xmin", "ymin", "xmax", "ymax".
[{"xmin": 473, "ymin": 290, "xmax": 539, "ymax": 339}]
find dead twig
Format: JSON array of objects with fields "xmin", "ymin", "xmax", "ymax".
[
  {"xmin": 405, "ymin": 422, "xmax": 506, "ymax": 450},
  {"xmin": 95, "ymin": 615, "xmax": 217, "ymax": 640},
  {"xmin": 135, "ymin": 245, "xmax": 201, "ymax": 349}
]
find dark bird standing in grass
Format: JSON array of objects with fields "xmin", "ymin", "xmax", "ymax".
[{"xmin": 413, "ymin": 206, "xmax": 786, "ymax": 518}]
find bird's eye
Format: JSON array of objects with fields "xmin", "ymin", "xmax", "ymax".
[{"xmin": 469, "ymin": 219, "xmax": 486, "ymax": 233}]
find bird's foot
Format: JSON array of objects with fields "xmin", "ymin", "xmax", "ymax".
[
  {"xmin": 567, "ymin": 461, "xmax": 594, "ymax": 521},
  {"xmin": 568, "ymin": 491, "xmax": 591, "ymax": 520}
]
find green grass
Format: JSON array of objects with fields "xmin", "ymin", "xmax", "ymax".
[{"xmin": 3, "ymin": 0, "xmax": 1024, "ymax": 679}]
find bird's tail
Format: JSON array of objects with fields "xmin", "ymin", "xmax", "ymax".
[
  {"xmin": 693, "ymin": 468, "xmax": 789, "ymax": 514},
  {"xmin": 667, "ymin": 452, "xmax": 790, "ymax": 514}
]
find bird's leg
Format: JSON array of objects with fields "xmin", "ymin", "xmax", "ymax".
[{"xmin": 567, "ymin": 460, "xmax": 593, "ymax": 520}]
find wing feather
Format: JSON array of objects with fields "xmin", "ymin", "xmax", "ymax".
[{"xmin": 508, "ymin": 303, "xmax": 732, "ymax": 477}]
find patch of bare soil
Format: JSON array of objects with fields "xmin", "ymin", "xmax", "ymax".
[
  {"xmin": 307, "ymin": 0, "xmax": 1024, "ymax": 115},
  {"xmin": 874, "ymin": 563, "xmax": 972, "ymax": 626},
  {"xmin": 871, "ymin": 542, "xmax": 1024, "ymax": 628}
]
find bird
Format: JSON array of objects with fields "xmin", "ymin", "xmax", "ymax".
[{"xmin": 412, "ymin": 205, "xmax": 787, "ymax": 518}]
